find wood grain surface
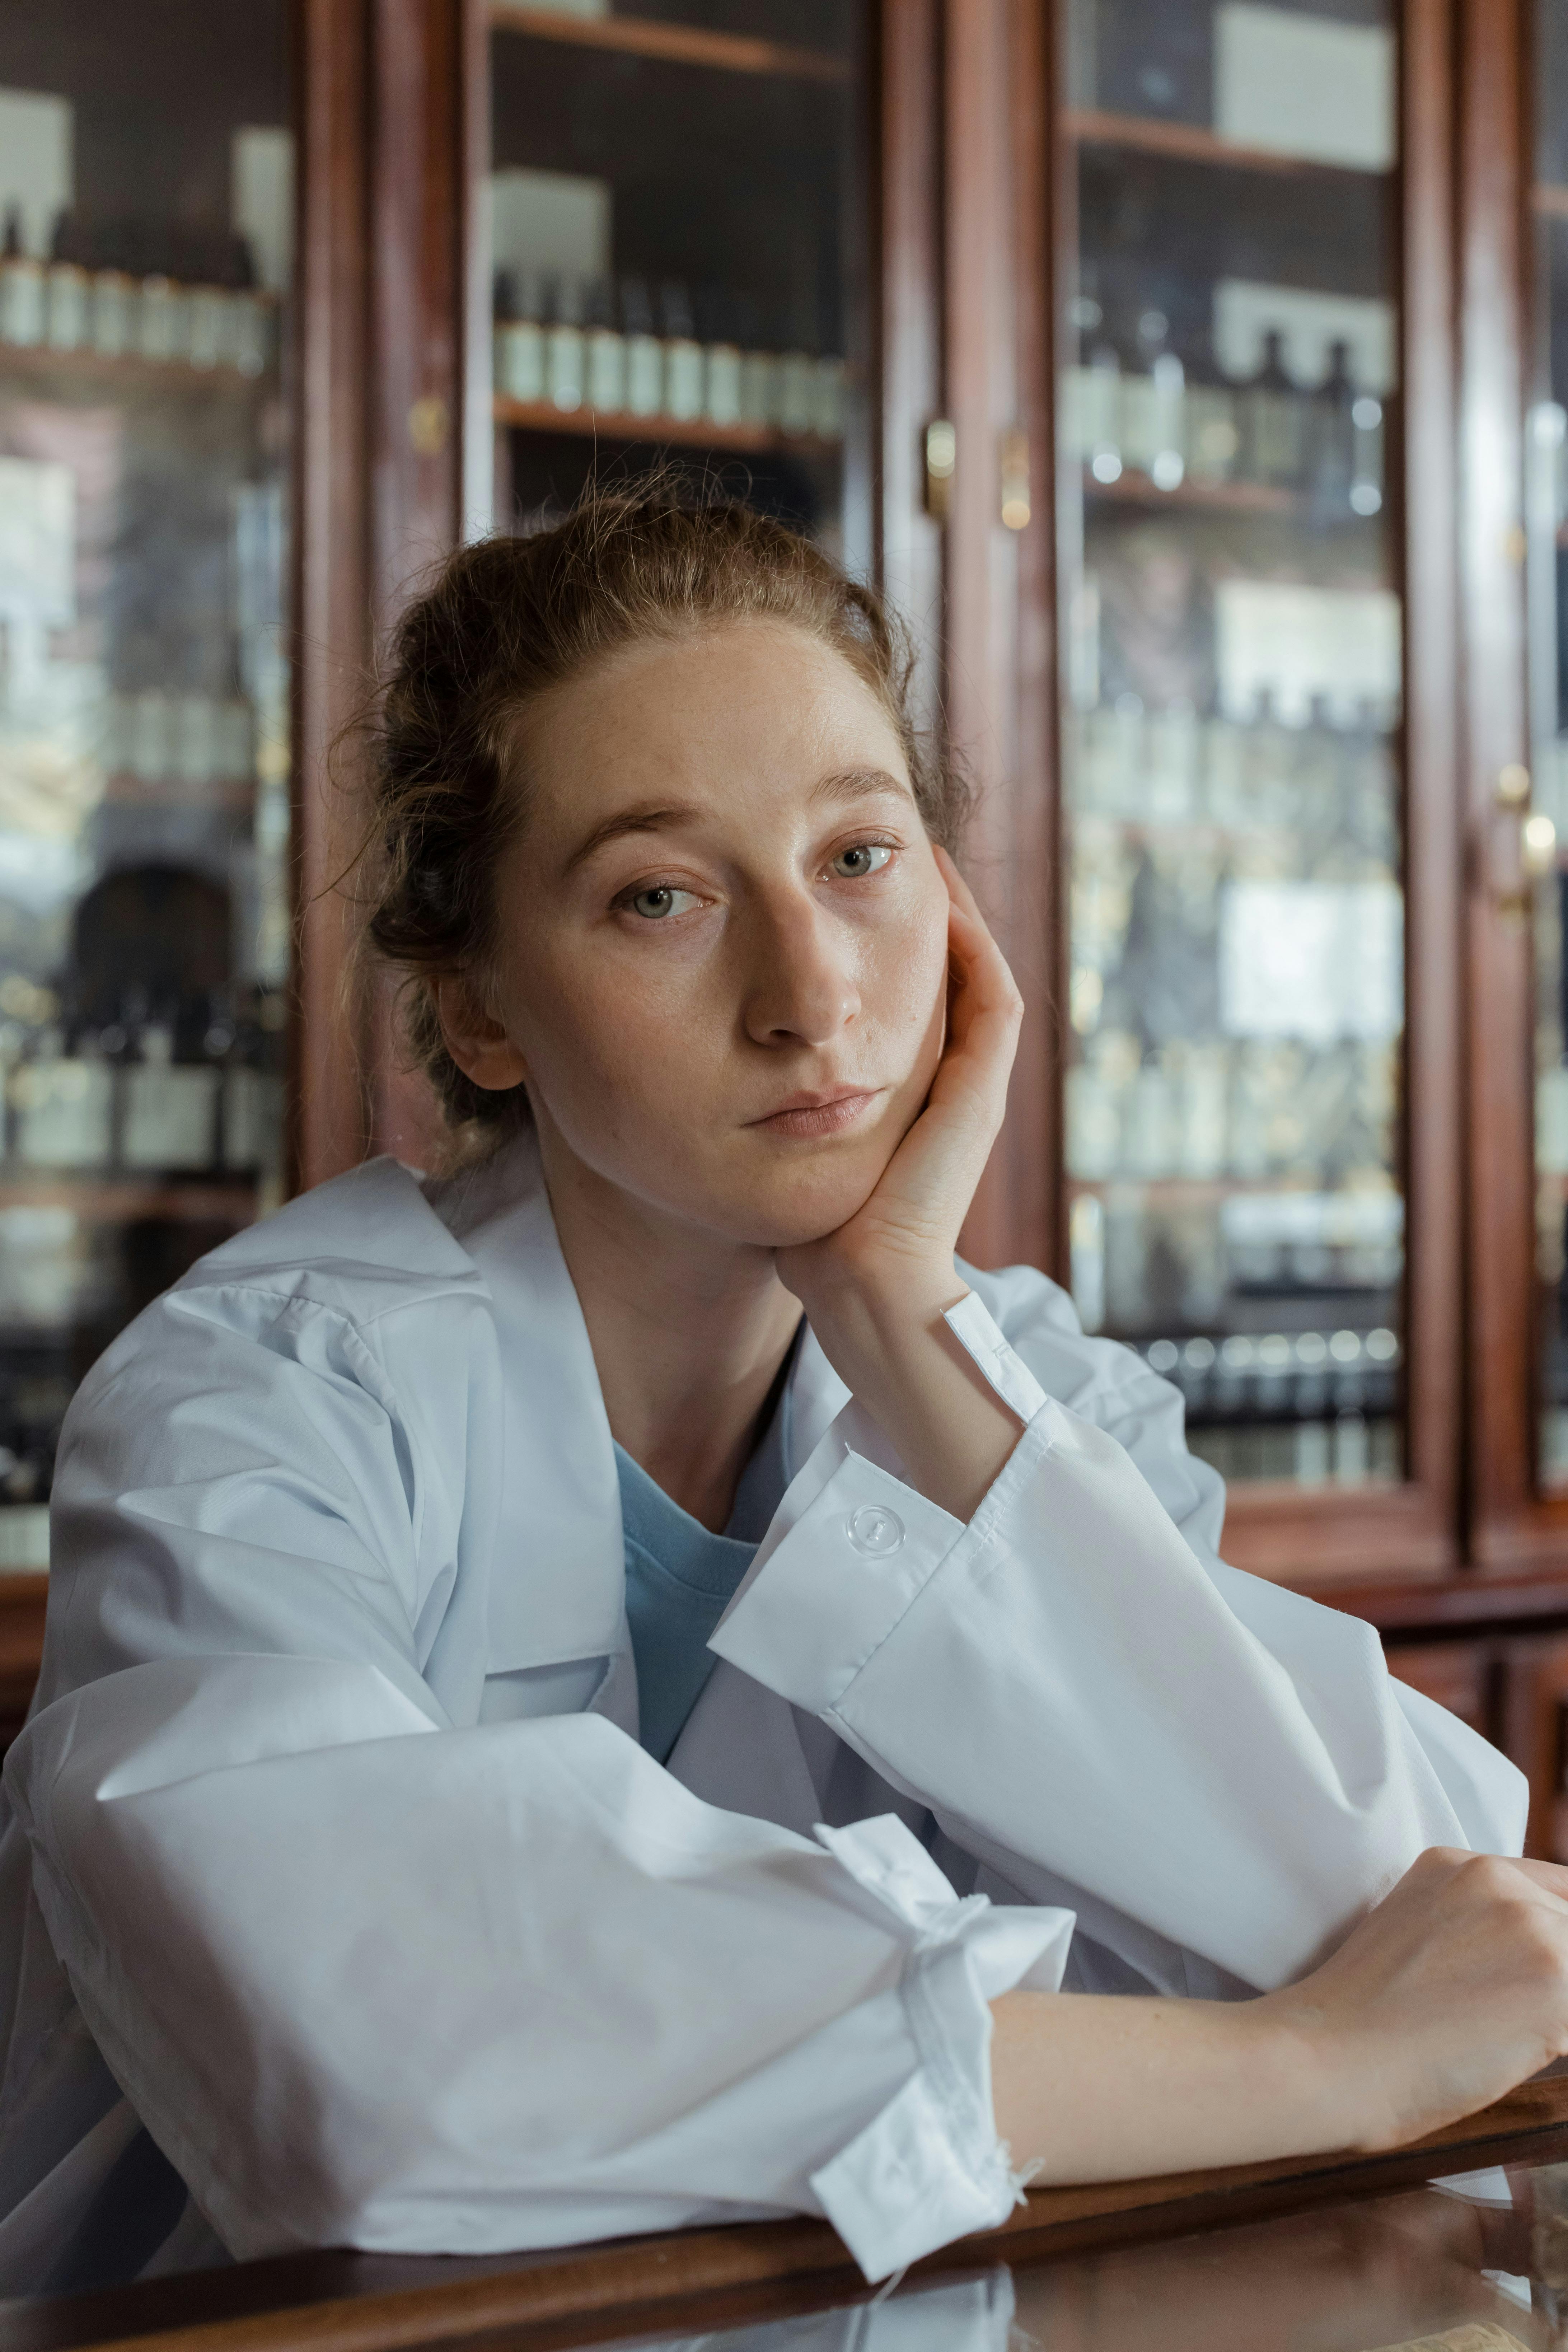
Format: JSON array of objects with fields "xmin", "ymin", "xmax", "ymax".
[{"xmin": 9, "ymin": 2074, "xmax": 1568, "ymax": 2352}]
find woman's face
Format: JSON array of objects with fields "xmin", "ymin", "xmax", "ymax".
[{"xmin": 442, "ymin": 617, "xmax": 952, "ymax": 1248}]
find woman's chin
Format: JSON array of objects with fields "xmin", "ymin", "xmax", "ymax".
[{"xmin": 720, "ymin": 1158, "xmax": 890, "ymax": 1252}]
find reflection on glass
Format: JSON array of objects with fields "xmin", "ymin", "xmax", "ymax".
[
  {"xmin": 0, "ymin": 9, "xmax": 292, "ymax": 1567},
  {"xmin": 1058, "ymin": 0, "xmax": 1404, "ymax": 1488},
  {"xmin": 607, "ymin": 2164, "xmax": 1568, "ymax": 2352},
  {"xmin": 487, "ymin": 0, "xmax": 865, "ymax": 557},
  {"xmin": 1531, "ymin": 1, "xmax": 1568, "ymax": 1484}
]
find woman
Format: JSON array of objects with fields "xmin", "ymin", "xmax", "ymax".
[{"xmin": 0, "ymin": 490, "xmax": 1560, "ymax": 2296}]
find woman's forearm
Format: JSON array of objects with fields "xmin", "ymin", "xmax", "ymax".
[
  {"xmin": 989, "ymin": 1988, "xmax": 1349, "ymax": 2184},
  {"xmin": 800, "ymin": 1278, "xmax": 1022, "ymax": 1521}
]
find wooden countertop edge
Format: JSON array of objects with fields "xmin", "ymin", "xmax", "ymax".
[{"xmin": 24, "ymin": 2076, "xmax": 1568, "ymax": 2352}]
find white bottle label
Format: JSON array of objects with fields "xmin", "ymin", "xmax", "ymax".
[
  {"xmin": 498, "ymin": 319, "xmax": 545, "ymax": 404},
  {"xmin": 13, "ymin": 1062, "xmax": 113, "ymax": 1169},
  {"xmin": 586, "ymin": 328, "xmax": 627, "ymax": 412},
  {"xmin": 740, "ymin": 351, "xmax": 776, "ymax": 427},
  {"xmin": 44, "ymin": 265, "xmax": 88, "ymax": 352},
  {"xmin": 664, "ymin": 337, "xmax": 703, "ymax": 421},
  {"xmin": 91, "ymin": 272, "xmax": 132, "ymax": 356},
  {"xmin": 777, "ymin": 352, "xmax": 815, "ymax": 436},
  {"xmin": 703, "ymin": 343, "xmax": 742, "ymax": 426},
  {"xmin": 0, "ymin": 259, "xmax": 45, "ymax": 349},
  {"xmin": 624, "ymin": 333, "xmax": 664, "ymax": 417},
  {"xmin": 122, "ymin": 1064, "xmax": 220, "ymax": 1170},
  {"xmin": 547, "ymin": 323, "xmax": 585, "ymax": 412}
]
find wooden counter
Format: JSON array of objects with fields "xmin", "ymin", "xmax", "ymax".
[{"xmin": 8, "ymin": 2073, "xmax": 1568, "ymax": 2352}]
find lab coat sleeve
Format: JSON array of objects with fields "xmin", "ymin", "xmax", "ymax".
[
  {"xmin": 8, "ymin": 1284, "xmax": 1074, "ymax": 2281},
  {"xmin": 711, "ymin": 1281, "xmax": 1528, "ymax": 1995}
]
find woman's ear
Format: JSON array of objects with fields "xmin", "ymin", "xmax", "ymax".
[{"xmin": 432, "ymin": 973, "xmax": 529, "ymax": 1092}]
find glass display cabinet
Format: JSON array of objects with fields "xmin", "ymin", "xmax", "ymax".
[
  {"xmin": 1059, "ymin": 1, "xmax": 1403, "ymax": 1484},
  {"xmin": 1050, "ymin": 0, "xmax": 1461, "ymax": 1586},
  {"xmin": 0, "ymin": 1, "xmax": 293, "ymax": 1570},
  {"xmin": 480, "ymin": 4, "xmax": 870, "ymax": 562}
]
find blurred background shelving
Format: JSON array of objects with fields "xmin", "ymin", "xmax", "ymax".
[
  {"xmin": 0, "ymin": 0, "xmax": 292, "ymax": 1569},
  {"xmin": 7, "ymin": 0, "xmax": 1568, "ymax": 1840}
]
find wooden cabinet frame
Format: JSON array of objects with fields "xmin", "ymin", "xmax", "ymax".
[
  {"xmin": 1458, "ymin": 0, "xmax": 1568, "ymax": 1578},
  {"xmin": 300, "ymin": 0, "xmax": 1568, "ymax": 1615},
  {"xmin": 1015, "ymin": 0, "xmax": 1465, "ymax": 1587}
]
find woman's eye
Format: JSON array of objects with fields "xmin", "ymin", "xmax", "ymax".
[
  {"xmin": 830, "ymin": 843, "xmax": 894, "ymax": 880},
  {"xmin": 626, "ymin": 884, "xmax": 699, "ymax": 921}
]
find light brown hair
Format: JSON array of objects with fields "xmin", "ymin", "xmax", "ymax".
[{"xmin": 358, "ymin": 482, "xmax": 965, "ymax": 1135}]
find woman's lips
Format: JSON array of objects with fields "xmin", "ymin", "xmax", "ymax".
[{"xmin": 750, "ymin": 1089, "xmax": 880, "ymax": 1139}]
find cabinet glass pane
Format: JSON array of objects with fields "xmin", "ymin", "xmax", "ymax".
[
  {"xmin": 1532, "ymin": 1, "xmax": 1568, "ymax": 1486},
  {"xmin": 1059, "ymin": 1, "xmax": 1403, "ymax": 1488},
  {"xmin": 487, "ymin": 2, "xmax": 866, "ymax": 560},
  {"xmin": 0, "ymin": 3, "xmax": 292, "ymax": 1567}
]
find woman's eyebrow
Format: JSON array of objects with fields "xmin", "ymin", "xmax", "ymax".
[
  {"xmin": 562, "ymin": 803, "xmax": 698, "ymax": 874},
  {"xmin": 811, "ymin": 767, "xmax": 914, "ymax": 808}
]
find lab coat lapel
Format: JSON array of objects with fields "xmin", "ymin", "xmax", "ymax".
[{"xmin": 448, "ymin": 1142, "xmax": 627, "ymax": 1676}]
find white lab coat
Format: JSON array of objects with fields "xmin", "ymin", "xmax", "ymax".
[{"xmin": 0, "ymin": 1134, "xmax": 1526, "ymax": 2293}]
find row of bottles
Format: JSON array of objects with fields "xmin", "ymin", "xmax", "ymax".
[
  {"xmin": 0, "ymin": 991, "xmax": 282, "ymax": 1178},
  {"xmin": 1062, "ymin": 307, "xmax": 1386, "ymax": 513},
  {"xmin": 1067, "ymin": 700, "xmax": 1398, "ymax": 839},
  {"xmin": 493, "ymin": 272, "xmax": 846, "ymax": 439},
  {"xmin": 1067, "ymin": 1034, "xmax": 1396, "ymax": 1184},
  {"xmin": 99, "ymin": 691, "xmax": 256, "ymax": 792},
  {"xmin": 0, "ymin": 207, "xmax": 276, "ymax": 377}
]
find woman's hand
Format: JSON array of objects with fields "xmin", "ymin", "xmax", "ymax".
[
  {"xmin": 1264, "ymin": 1845, "xmax": 1568, "ymax": 2150},
  {"xmin": 777, "ymin": 846, "xmax": 1022, "ymax": 1325},
  {"xmin": 775, "ymin": 850, "xmax": 1027, "ymax": 1520},
  {"xmin": 991, "ymin": 1848, "xmax": 1568, "ymax": 2190}
]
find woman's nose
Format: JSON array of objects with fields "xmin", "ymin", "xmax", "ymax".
[{"xmin": 741, "ymin": 893, "xmax": 861, "ymax": 1048}]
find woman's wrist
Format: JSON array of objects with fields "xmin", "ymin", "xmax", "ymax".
[{"xmin": 797, "ymin": 1258, "xmax": 1022, "ymax": 1521}]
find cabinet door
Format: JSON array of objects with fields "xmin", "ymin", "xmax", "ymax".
[
  {"xmin": 1465, "ymin": 0, "xmax": 1568, "ymax": 1571},
  {"xmin": 0, "ymin": 0, "xmax": 301, "ymax": 1567},
  {"xmin": 1502, "ymin": 1635, "xmax": 1568, "ymax": 1857},
  {"xmin": 1050, "ymin": 0, "xmax": 1462, "ymax": 1583},
  {"xmin": 477, "ymin": 6, "xmax": 874, "ymax": 558}
]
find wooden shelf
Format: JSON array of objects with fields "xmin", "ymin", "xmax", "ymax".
[
  {"xmin": 0, "ymin": 338, "xmax": 275, "ymax": 391},
  {"xmin": 494, "ymin": 394, "xmax": 839, "ymax": 456},
  {"xmin": 488, "ymin": 6, "xmax": 851, "ymax": 83},
  {"xmin": 0, "ymin": 1177, "xmax": 257, "ymax": 1221},
  {"xmin": 1065, "ymin": 107, "xmax": 1390, "ymax": 182},
  {"xmin": 1083, "ymin": 465, "xmax": 1302, "ymax": 516}
]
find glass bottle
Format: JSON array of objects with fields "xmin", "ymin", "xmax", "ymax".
[
  {"xmin": 226, "ymin": 233, "xmax": 271, "ymax": 378},
  {"xmin": 659, "ymin": 281, "xmax": 703, "ymax": 421},
  {"xmin": 621, "ymin": 277, "xmax": 664, "ymax": 417},
  {"xmin": 1309, "ymin": 339, "xmax": 1356, "ymax": 520},
  {"xmin": 544, "ymin": 272, "xmax": 585, "ymax": 413},
  {"xmin": 701, "ymin": 289, "xmax": 742, "ymax": 428},
  {"xmin": 43, "ymin": 209, "xmax": 89, "ymax": 351},
  {"xmin": 121, "ymin": 1010, "xmax": 221, "ymax": 1172},
  {"xmin": 495, "ymin": 267, "xmax": 546, "ymax": 404},
  {"xmin": 583, "ymin": 274, "xmax": 627, "ymax": 413},
  {"xmin": 186, "ymin": 227, "xmax": 228, "ymax": 371},
  {"xmin": 0, "ymin": 204, "xmax": 45, "ymax": 348},
  {"xmin": 1240, "ymin": 328, "xmax": 1305, "ymax": 489},
  {"xmin": 90, "ymin": 221, "xmax": 135, "ymax": 357},
  {"xmin": 736, "ymin": 294, "xmax": 776, "ymax": 428}
]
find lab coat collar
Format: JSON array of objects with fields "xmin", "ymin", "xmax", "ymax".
[{"xmin": 423, "ymin": 1133, "xmax": 851, "ymax": 1675}]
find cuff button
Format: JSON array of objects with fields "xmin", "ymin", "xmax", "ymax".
[{"xmin": 847, "ymin": 1504, "xmax": 905, "ymax": 1557}]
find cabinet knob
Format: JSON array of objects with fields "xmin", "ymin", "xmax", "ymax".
[
  {"xmin": 1000, "ymin": 426, "xmax": 1030, "ymax": 530},
  {"xmin": 924, "ymin": 419, "xmax": 956, "ymax": 519},
  {"xmin": 408, "ymin": 394, "xmax": 450, "ymax": 458}
]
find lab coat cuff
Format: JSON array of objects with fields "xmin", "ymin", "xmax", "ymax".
[
  {"xmin": 711, "ymin": 1394, "xmax": 1064, "ymax": 1718},
  {"xmin": 710, "ymin": 1450, "xmax": 965, "ymax": 1714},
  {"xmin": 942, "ymin": 1292, "xmax": 1049, "ymax": 1424},
  {"xmin": 807, "ymin": 1818, "xmax": 1073, "ymax": 2280}
]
